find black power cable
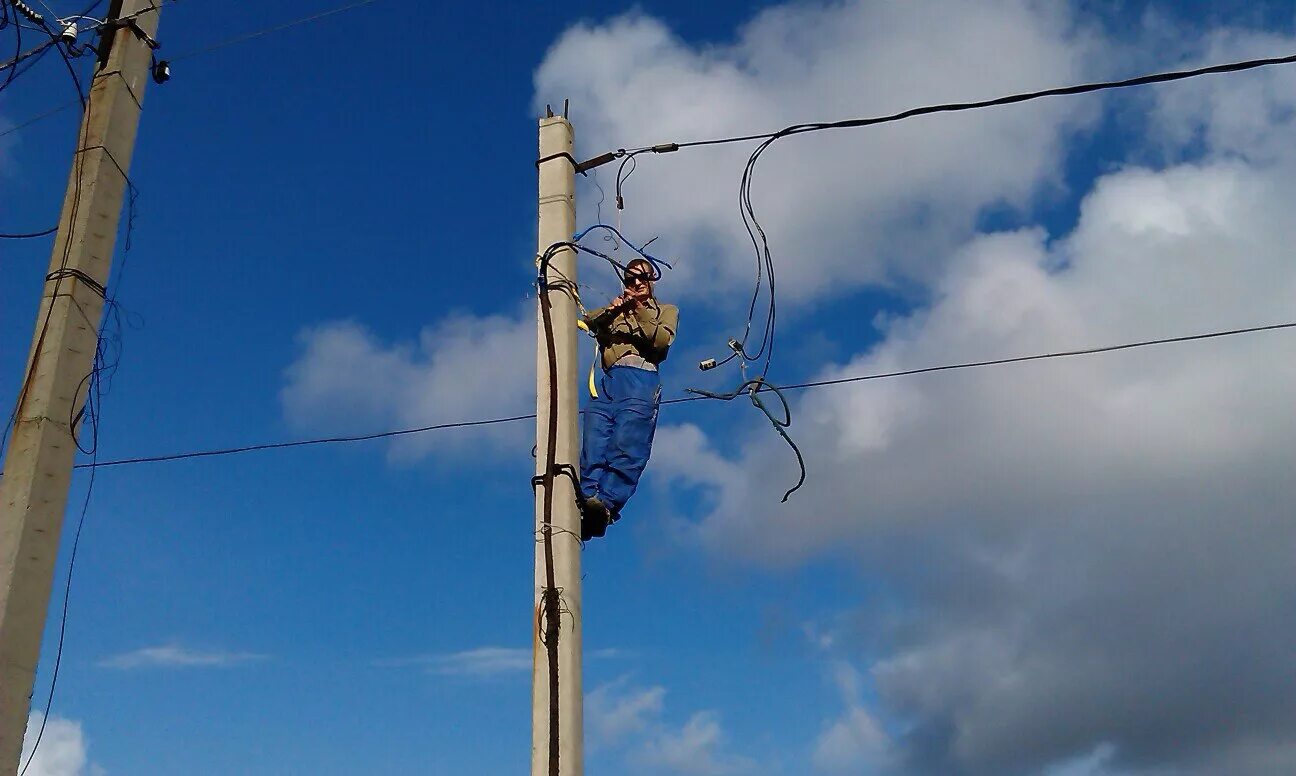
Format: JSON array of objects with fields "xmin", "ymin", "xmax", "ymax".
[
  {"xmin": 623, "ymin": 51, "xmax": 1296, "ymax": 155},
  {"xmin": 611, "ymin": 50, "xmax": 1296, "ymax": 386},
  {"xmin": 0, "ymin": 226, "xmax": 57, "ymax": 239},
  {"xmin": 25, "ymin": 319, "xmax": 1286, "ymax": 473}
]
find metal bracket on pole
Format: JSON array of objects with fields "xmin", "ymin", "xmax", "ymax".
[
  {"xmin": 535, "ymin": 151, "xmax": 619, "ymax": 176},
  {"xmin": 530, "ymin": 463, "xmax": 580, "ymax": 493}
]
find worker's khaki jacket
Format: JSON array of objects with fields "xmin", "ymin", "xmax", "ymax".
[{"xmin": 583, "ymin": 298, "xmax": 678, "ymax": 371}]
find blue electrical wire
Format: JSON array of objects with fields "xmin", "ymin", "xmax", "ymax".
[{"xmin": 571, "ymin": 224, "xmax": 673, "ymax": 275}]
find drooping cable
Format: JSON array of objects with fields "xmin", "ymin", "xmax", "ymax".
[
  {"xmin": 0, "ymin": 226, "xmax": 58, "ymax": 239},
  {"xmin": 610, "ymin": 50, "xmax": 1296, "ymax": 385},
  {"xmin": 687, "ymin": 377, "xmax": 805, "ymax": 502}
]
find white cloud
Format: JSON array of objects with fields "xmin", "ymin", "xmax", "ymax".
[
  {"xmin": 273, "ymin": 5, "xmax": 1296, "ymax": 771},
  {"xmin": 812, "ymin": 662, "xmax": 891, "ymax": 774},
  {"xmin": 536, "ymin": 1, "xmax": 1103, "ymax": 303},
  {"xmin": 287, "ymin": 0, "xmax": 1107, "ymax": 466},
  {"xmin": 379, "ymin": 645, "xmax": 621, "ymax": 678},
  {"xmin": 638, "ymin": 711, "xmax": 755, "ymax": 776},
  {"xmin": 637, "ymin": 14, "xmax": 1296, "ymax": 774},
  {"xmin": 377, "ymin": 646, "xmax": 531, "ymax": 677},
  {"xmin": 19, "ymin": 713, "xmax": 102, "ymax": 776},
  {"xmin": 587, "ymin": 676, "xmax": 754, "ymax": 775},
  {"xmin": 1149, "ymin": 27, "xmax": 1296, "ymax": 166},
  {"xmin": 659, "ymin": 153, "xmax": 1296, "ymax": 773},
  {"xmin": 281, "ymin": 310, "xmax": 534, "ymax": 462},
  {"xmin": 98, "ymin": 643, "xmax": 267, "ymax": 669},
  {"xmin": 587, "ymin": 677, "xmax": 665, "ymax": 749},
  {"xmin": 1041, "ymin": 744, "xmax": 1124, "ymax": 776}
]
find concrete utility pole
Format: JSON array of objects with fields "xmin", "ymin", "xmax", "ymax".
[
  {"xmin": 0, "ymin": 1, "xmax": 161, "ymax": 770},
  {"xmin": 532, "ymin": 109, "xmax": 583, "ymax": 776}
]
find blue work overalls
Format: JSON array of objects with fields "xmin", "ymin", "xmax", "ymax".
[{"xmin": 579, "ymin": 364, "xmax": 661, "ymax": 516}]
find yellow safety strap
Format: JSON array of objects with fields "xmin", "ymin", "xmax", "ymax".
[{"xmin": 577, "ymin": 318, "xmax": 599, "ymax": 398}]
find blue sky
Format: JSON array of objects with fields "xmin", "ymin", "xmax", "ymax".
[{"xmin": 4, "ymin": 1, "xmax": 1296, "ymax": 774}]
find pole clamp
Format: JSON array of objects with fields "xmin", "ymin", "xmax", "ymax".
[{"xmin": 530, "ymin": 463, "xmax": 580, "ymax": 493}]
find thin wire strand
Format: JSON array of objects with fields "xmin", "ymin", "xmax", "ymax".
[
  {"xmin": 74, "ymin": 413, "xmax": 539, "ymax": 469},
  {"xmin": 171, "ymin": 0, "xmax": 383, "ymax": 62},
  {"xmin": 0, "ymin": 100, "xmax": 76, "ymax": 139},
  {"xmin": 666, "ymin": 322, "xmax": 1296, "ymax": 404},
  {"xmin": 47, "ymin": 320, "xmax": 1296, "ymax": 471},
  {"xmin": 0, "ymin": 36, "xmax": 57, "ymax": 74}
]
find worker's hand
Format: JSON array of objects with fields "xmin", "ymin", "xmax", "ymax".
[{"xmin": 627, "ymin": 283, "xmax": 651, "ymax": 305}]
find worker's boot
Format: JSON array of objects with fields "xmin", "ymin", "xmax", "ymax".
[{"xmin": 581, "ymin": 496, "xmax": 611, "ymax": 541}]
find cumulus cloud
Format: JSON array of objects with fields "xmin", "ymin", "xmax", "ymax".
[
  {"xmin": 98, "ymin": 643, "xmax": 267, "ymax": 669},
  {"xmin": 19, "ymin": 713, "xmax": 102, "ymax": 776},
  {"xmin": 536, "ymin": 0, "xmax": 1103, "ymax": 303},
  {"xmin": 284, "ymin": 0, "xmax": 1107, "ymax": 466},
  {"xmin": 660, "ymin": 154, "xmax": 1296, "ymax": 773},
  {"xmin": 281, "ymin": 309, "xmax": 534, "ymax": 461},
  {"xmin": 277, "ymin": 4, "xmax": 1296, "ymax": 770},
  {"xmin": 638, "ymin": 711, "xmax": 755, "ymax": 776},
  {"xmin": 587, "ymin": 676, "xmax": 665, "ymax": 749},
  {"xmin": 1149, "ymin": 26, "xmax": 1296, "ymax": 166},
  {"xmin": 638, "ymin": 14, "xmax": 1296, "ymax": 774},
  {"xmin": 587, "ymin": 676, "xmax": 753, "ymax": 775}
]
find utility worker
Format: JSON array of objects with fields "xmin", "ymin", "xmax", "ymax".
[{"xmin": 579, "ymin": 258, "xmax": 678, "ymax": 541}]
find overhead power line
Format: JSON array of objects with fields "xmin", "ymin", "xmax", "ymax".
[
  {"xmin": 0, "ymin": 37, "xmax": 57, "ymax": 74},
  {"xmin": 620, "ymin": 51, "xmax": 1296, "ymax": 154},
  {"xmin": 670, "ymin": 322, "xmax": 1296, "ymax": 402},
  {"xmin": 601, "ymin": 49, "xmax": 1296, "ymax": 397},
  {"xmin": 74, "ymin": 413, "xmax": 538, "ymax": 470},
  {"xmin": 62, "ymin": 320, "xmax": 1296, "ymax": 472},
  {"xmin": 0, "ymin": 100, "xmax": 75, "ymax": 139},
  {"xmin": 171, "ymin": 0, "xmax": 383, "ymax": 61}
]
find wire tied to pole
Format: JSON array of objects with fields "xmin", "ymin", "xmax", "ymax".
[{"xmin": 45, "ymin": 267, "xmax": 107, "ymax": 298}]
